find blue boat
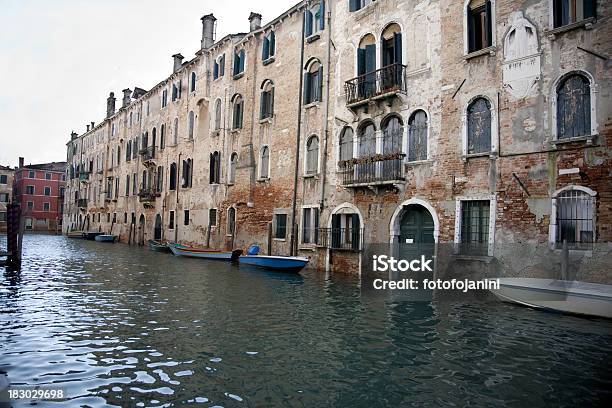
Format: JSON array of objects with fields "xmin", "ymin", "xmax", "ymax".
[
  {"xmin": 238, "ymin": 246, "xmax": 309, "ymax": 273},
  {"xmin": 95, "ymin": 234, "xmax": 117, "ymax": 243},
  {"xmin": 168, "ymin": 242, "xmax": 242, "ymax": 261}
]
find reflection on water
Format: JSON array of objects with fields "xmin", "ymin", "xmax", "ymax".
[{"xmin": 0, "ymin": 235, "xmax": 611, "ymax": 407}]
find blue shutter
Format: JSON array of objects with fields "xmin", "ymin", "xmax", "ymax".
[
  {"xmin": 220, "ymin": 55, "xmax": 225, "ymax": 76},
  {"xmin": 349, "ymin": 0, "xmax": 360, "ymax": 12},
  {"xmin": 303, "ymin": 72, "xmax": 311, "ymax": 104},
  {"xmin": 317, "ymin": 66, "xmax": 323, "ymax": 102},
  {"xmin": 262, "ymin": 37, "xmax": 269, "ymax": 60},
  {"xmin": 213, "ymin": 61, "xmax": 218, "ymax": 79},
  {"xmin": 270, "ymin": 32, "xmax": 276, "ymax": 56},
  {"xmin": 394, "ymin": 33, "xmax": 402, "ymax": 65},
  {"xmin": 357, "ymin": 48, "xmax": 366, "ymax": 76},
  {"xmin": 319, "ymin": 2, "xmax": 325, "ymax": 30},
  {"xmin": 304, "ymin": 10, "xmax": 313, "ymax": 37},
  {"xmin": 485, "ymin": 1, "xmax": 493, "ymax": 47}
]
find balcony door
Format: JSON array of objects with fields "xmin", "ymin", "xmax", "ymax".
[
  {"xmin": 357, "ymin": 122, "xmax": 377, "ymax": 182},
  {"xmin": 381, "ymin": 115, "xmax": 403, "ymax": 179},
  {"xmin": 381, "ymin": 24, "xmax": 402, "ymax": 89},
  {"xmin": 357, "ymin": 34, "xmax": 376, "ymax": 99}
]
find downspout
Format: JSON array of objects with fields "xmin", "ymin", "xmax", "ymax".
[
  {"xmin": 290, "ymin": 6, "xmax": 307, "ymax": 256},
  {"xmin": 175, "ymin": 152, "xmax": 181, "ymax": 242},
  {"xmin": 319, "ymin": 5, "xmax": 333, "ymax": 212},
  {"xmin": 247, "ymin": 34, "xmax": 261, "ymax": 207}
]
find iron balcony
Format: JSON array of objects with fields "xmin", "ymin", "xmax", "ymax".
[{"xmin": 345, "ymin": 63, "xmax": 407, "ymax": 107}]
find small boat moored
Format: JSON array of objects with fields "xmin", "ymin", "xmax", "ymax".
[
  {"xmin": 148, "ymin": 240, "xmax": 171, "ymax": 253},
  {"xmin": 490, "ymin": 278, "xmax": 612, "ymax": 319},
  {"xmin": 239, "ymin": 246, "xmax": 309, "ymax": 273},
  {"xmin": 95, "ymin": 234, "xmax": 118, "ymax": 243},
  {"xmin": 168, "ymin": 243, "xmax": 242, "ymax": 261},
  {"xmin": 67, "ymin": 231, "xmax": 85, "ymax": 239},
  {"xmin": 83, "ymin": 231, "xmax": 103, "ymax": 240}
]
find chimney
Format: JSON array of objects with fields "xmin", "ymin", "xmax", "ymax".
[
  {"xmin": 201, "ymin": 14, "xmax": 217, "ymax": 49},
  {"xmin": 172, "ymin": 53, "xmax": 184, "ymax": 72},
  {"xmin": 122, "ymin": 88, "xmax": 132, "ymax": 107},
  {"xmin": 91, "ymin": 121, "xmax": 95, "ymax": 129},
  {"xmin": 106, "ymin": 92, "xmax": 116, "ymax": 118},
  {"xmin": 19, "ymin": 157, "xmax": 24, "ymax": 168},
  {"xmin": 249, "ymin": 12, "xmax": 262, "ymax": 32},
  {"xmin": 71, "ymin": 131, "xmax": 78, "ymax": 140}
]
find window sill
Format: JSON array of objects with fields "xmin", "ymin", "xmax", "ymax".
[
  {"xmin": 304, "ymin": 102, "xmax": 320, "ymax": 110},
  {"xmin": 551, "ymin": 134, "xmax": 596, "ymax": 146},
  {"xmin": 227, "ymin": 182, "xmax": 234, "ymax": 186},
  {"xmin": 305, "ymin": 34, "xmax": 320, "ymax": 44},
  {"xmin": 262, "ymin": 56, "xmax": 275, "ymax": 66},
  {"xmin": 257, "ymin": 177, "xmax": 270, "ymax": 183},
  {"xmin": 299, "ymin": 245, "xmax": 317, "ymax": 251},
  {"xmin": 546, "ymin": 17, "xmax": 595, "ymax": 38},
  {"xmin": 406, "ymin": 159, "xmax": 432, "ymax": 166},
  {"xmin": 230, "ymin": 129, "xmax": 241, "ymax": 134},
  {"xmin": 303, "ymin": 173, "xmax": 319, "ymax": 179},
  {"xmin": 259, "ymin": 117, "xmax": 273, "ymax": 124},
  {"xmin": 462, "ymin": 152, "xmax": 497, "ymax": 162},
  {"xmin": 273, "ymin": 237, "xmax": 286, "ymax": 242},
  {"xmin": 463, "ymin": 46, "xmax": 496, "ymax": 61},
  {"xmin": 352, "ymin": 1, "xmax": 377, "ymax": 19},
  {"xmin": 233, "ymin": 72, "xmax": 245, "ymax": 80}
]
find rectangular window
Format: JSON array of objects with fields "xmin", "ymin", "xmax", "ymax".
[
  {"xmin": 0, "ymin": 193, "xmax": 8, "ymax": 203},
  {"xmin": 0, "ymin": 212, "xmax": 6, "ymax": 222},
  {"xmin": 169, "ymin": 211, "xmax": 175, "ymax": 229},
  {"xmin": 28, "ymin": 171, "xmax": 35, "ymax": 178},
  {"xmin": 331, "ymin": 213, "xmax": 361, "ymax": 250},
  {"xmin": 27, "ymin": 201, "xmax": 33, "ymax": 210},
  {"xmin": 467, "ymin": 0, "xmax": 492, "ymax": 53},
  {"xmin": 556, "ymin": 190, "xmax": 594, "ymax": 249},
  {"xmin": 302, "ymin": 207, "xmax": 320, "ymax": 244},
  {"xmin": 209, "ymin": 208, "xmax": 217, "ymax": 227},
  {"xmin": 184, "ymin": 210, "xmax": 190, "ymax": 226},
  {"xmin": 161, "ymin": 89, "xmax": 168, "ymax": 108},
  {"xmin": 460, "ymin": 200, "xmax": 490, "ymax": 256},
  {"xmin": 26, "ymin": 185, "xmax": 35, "ymax": 195},
  {"xmin": 44, "ymin": 186, "xmax": 51, "ymax": 196},
  {"xmin": 43, "ymin": 202, "xmax": 50, "ymax": 212},
  {"xmin": 126, "ymin": 175, "xmax": 130, "ymax": 196},
  {"xmin": 0, "ymin": 175, "xmax": 7, "ymax": 184},
  {"xmin": 274, "ymin": 214, "xmax": 287, "ymax": 239},
  {"xmin": 45, "ymin": 173, "xmax": 52, "ymax": 180},
  {"xmin": 553, "ymin": 0, "xmax": 596, "ymax": 28}
]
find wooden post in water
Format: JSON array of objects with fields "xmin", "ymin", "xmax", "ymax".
[
  {"xmin": 5, "ymin": 203, "xmax": 23, "ymax": 270},
  {"xmin": 267, "ymin": 222, "xmax": 273, "ymax": 255}
]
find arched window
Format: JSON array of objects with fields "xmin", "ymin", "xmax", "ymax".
[
  {"xmin": 141, "ymin": 170, "xmax": 148, "ymax": 190},
  {"xmin": 182, "ymin": 158, "xmax": 192, "ymax": 188},
  {"xmin": 190, "ymin": 72, "xmax": 196, "ymax": 92},
  {"xmin": 228, "ymin": 152, "xmax": 237, "ymax": 184},
  {"xmin": 306, "ymin": 136, "xmax": 319, "ymax": 175},
  {"xmin": 214, "ymin": 54, "xmax": 225, "ymax": 79},
  {"xmin": 467, "ymin": 97, "xmax": 492, "ymax": 154},
  {"xmin": 126, "ymin": 140, "xmax": 132, "ymax": 161},
  {"xmin": 339, "ymin": 127, "xmax": 354, "ymax": 163},
  {"xmin": 408, "ymin": 110, "xmax": 428, "ymax": 161},
  {"xmin": 357, "ymin": 34, "xmax": 376, "ymax": 98},
  {"xmin": 466, "ymin": 0, "xmax": 493, "ymax": 53},
  {"xmin": 358, "ymin": 122, "xmax": 376, "ymax": 158},
  {"xmin": 381, "ymin": 23, "xmax": 402, "ymax": 67},
  {"xmin": 227, "ymin": 206, "xmax": 236, "ymax": 236},
  {"xmin": 210, "ymin": 151, "xmax": 221, "ymax": 184},
  {"xmin": 260, "ymin": 80, "xmax": 274, "ymax": 120},
  {"xmin": 304, "ymin": 60, "xmax": 323, "ymax": 104},
  {"xmin": 156, "ymin": 166, "xmax": 164, "ymax": 192},
  {"xmin": 160, "ymin": 124, "xmax": 165, "ymax": 149},
  {"xmin": 142, "ymin": 131, "xmax": 148, "ymax": 149},
  {"xmin": 556, "ymin": 73, "xmax": 591, "ymax": 140},
  {"xmin": 232, "ymin": 94, "xmax": 244, "ymax": 130},
  {"xmin": 381, "ymin": 115, "xmax": 403, "ymax": 155},
  {"xmin": 554, "ymin": 188, "xmax": 595, "ymax": 248},
  {"xmin": 152, "ymin": 127, "xmax": 157, "ymax": 149},
  {"xmin": 169, "ymin": 163, "xmax": 177, "ymax": 190},
  {"xmin": 233, "ymin": 49, "xmax": 246, "ymax": 77},
  {"xmin": 262, "ymin": 31, "xmax": 276, "ymax": 61},
  {"xmin": 349, "ymin": 0, "xmax": 375, "ymax": 12},
  {"xmin": 304, "ymin": 1, "xmax": 325, "ymax": 37},
  {"xmin": 173, "ymin": 118, "xmax": 178, "ymax": 144},
  {"xmin": 116, "ymin": 146, "xmax": 121, "ymax": 165},
  {"xmin": 214, "ymin": 99, "xmax": 222, "ymax": 131},
  {"xmin": 188, "ymin": 111, "xmax": 195, "ymax": 139},
  {"xmin": 260, "ymin": 146, "xmax": 270, "ymax": 179}
]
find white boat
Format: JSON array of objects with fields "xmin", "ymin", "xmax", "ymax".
[{"xmin": 490, "ymin": 278, "xmax": 612, "ymax": 319}]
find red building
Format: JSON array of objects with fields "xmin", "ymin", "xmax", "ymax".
[{"xmin": 13, "ymin": 157, "xmax": 66, "ymax": 232}]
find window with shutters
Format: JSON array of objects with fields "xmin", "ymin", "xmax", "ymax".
[
  {"xmin": 171, "ymin": 81, "xmax": 182, "ymax": 101},
  {"xmin": 357, "ymin": 34, "xmax": 376, "ymax": 99},
  {"xmin": 182, "ymin": 159, "xmax": 192, "ymax": 188},
  {"xmin": 161, "ymin": 89, "xmax": 168, "ymax": 108},
  {"xmin": 304, "ymin": 2, "xmax": 325, "ymax": 39},
  {"xmin": 260, "ymin": 146, "xmax": 270, "ymax": 179},
  {"xmin": 260, "ymin": 80, "xmax": 274, "ymax": 120},
  {"xmin": 349, "ymin": 0, "xmax": 375, "ymax": 12},
  {"xmin": 228, "ymin": 152, "xmax": 237, "ymax": 184},
  {"xmin": 188, "ymin": 111, "xmax": 195, "ymax": 140},
  {"xmin": 408, "ymin": 110, "xmax": 428, "ymax": 161},
  {"xmin": 556, "ymin": 73, "xmax": 591, "ymax": 140},
  {"xmin": 126, "ymin": 140, "xmax": 132, "ymax": 161},
  {"xmin": 232, "ymin": 94, "xmax": 244, "ymax": 130},
  {"xmin": 169, "ymin": 163, "xmax": 177, "ymax": 190},
  {"xmin": 190, "ymin": 72, "xmax": 196, "ymax": 92},
  {"xmin": 306, "ymin": 135, "xmax": 319, "ymax": 175},
  {"xmin": 552, "ymin": 0, "xmax": 596, "ymax": 28},
  {"xmin": 466, "ymin": 0, "xmax": 493, "ymax": 53},
  {"xmin": 214, "ymin": 99, "xmax": 222, "ymax": 131},
  {"xmin": 227, "ymin": 207, "xmax": 236, "ymax": 236},
  {"xmin": 132, "ymin": 173, "xmax": 137, "ymax": 195},
  {"xmin": 274, "ymin": 213, "xmax": 288, "ymax": 239},
  {"xmin": 262, "ymin": 31, "xmax": 276, "ymax": 62},
  {"xmin": 302, "ymin": 207, "xmax": 320, "ymax": 245},
  {"xmin": 466, "ymin": 97, "xmax": 492, "ymax": 154},
  {"xmin": 210, "ymin": 151, "xmax": 221, "ymax": 184},
  {"xmin": 156, "ymin": 166, "xmax": 164, "ymax": 192},
  {"xmin": 125, "ymin": 175, "xmax": 130, "ymax": 196},
  {"xmin": 160, "ymin": 124, "xmax": 165, "ymax": 149},
  {"xmin": 304, "ymin": 60, "xmax": 323, "ymax": 105},
  {"xmin": 213, "ymin": 54, "xmax": 225, "ymax": 80},
  {"xmin": 233, "ymin": 49, "xmax": 246, "ymax": 78},
  {"xmin": 339, "ymin": 127, "xmax": 354, "ymax": 164}
]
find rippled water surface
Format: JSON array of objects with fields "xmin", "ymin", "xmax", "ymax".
[{"xmin": 1, "ymin": 235, "xmax": 611, "ymax": 407}]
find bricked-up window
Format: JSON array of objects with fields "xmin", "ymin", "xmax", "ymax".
[
  {"xmin": 260, "ymin": 80, "xmax": 274, "ymax": 120},
  {"xmin": 306, "ymin": 136, "xmax": 319, "ymax": 175},
  {"xmin": 184, "ymin": 210, "xmax": 190, "ymax": 226},
  {"xmin": 262, "ymin": 31, "xmax": 275, "ymax": 61},
  {"xmin": 339, "ymin": 127, "xmax": 354, "ymax": 163},
  {"xmin": 169, "ymin": 163, "xmax": 177, "ymax": 190},
  {"xmin": 190, "ymin": 72, "xmax": 196, "ymax": 92},
  {"xmin": 553, "ymin": 0, "xmax": 596, "ymax": 28},
  {"xmin": 274, "ymin": 214, "xmax": 287, "ymax": 239},
  {"xmin": 213, "ymin": 54, "xmax": 225, "ymax": 80},
  {"xmin": 227, "ymin": 207, "xmax": 236, "ymax": 236},
  {"xmin": 188, "ymin": 111, "xmax": 195, "ymax": 140},
  {"xmin": 260, "ymin": 146, "xmax": 270, "ymax": 179},
  {"xmin": 467, "ymin": 0, "xmax": 493, "ymax": 53},
  {"xmin": 467, "ymin": 97, "xmax": 492, "ymax": 154},
  {"xmin": 408, "ymin": 110, "xmax": 428, "ymax": 161},
  {"xmin": 232, "ymin": 94, "xmax": 244, "ymax": 130},
  {"xmin": 460, "ymin": 200, "xmax": 490, "ymax": 256},
  {"xmin": 182, "ymin": 159, "xmax": 193, "ymax": 188},
  {"xmin": 304, "ymin": 1, "xmax": 325, "ymax": 38},
  {"xmin": 349, "ymin": 0, "xmax": 375, "ymax": 12},
  {"xmin": 229, "ymin": 152, "xmax": 237, "ymax": 184},
  {"xmin": 556, "ymin": 189, "xmax": 594, "ymax": 249},
  {"xmin": 209, "ymin": 208, "xmax": 217, "ymax": 227},
  {"xmin": 233, "ymin": 49, "xmax": 245, "ymax": 78},
  {"xmin": 214, "ymin": 99, "xmax": 222, "ymax": 131},
  {"xmin": 302, "ymin": 207, "xmax": 320, "ymax": 244},
  {"xmin": 210, "ymin": 152, "xmax": 221, "ymax": 184},
  {"xmin": 304, "ymin": 60, "xmax": 323, "ymax": 104},
  {"xmin": 169, "ymin": 211, "xmax": 175, "ymax": 229},
  {"xmin": 556, "ymin": 73, "xmax": 591, "ymax": 139}
]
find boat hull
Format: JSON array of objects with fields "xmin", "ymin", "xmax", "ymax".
[
  {"xmin": 83, "ymin": 232, "xmax": 103, "ymax": 240},
  {"xmin": 168, "ymin": 243, "xmax": 239, "ymax": 261},
  {"xmin": 239, "ymin": 255, "xmax": 309, "ymax": 273},
  {"xmin": 490, "ymin": 278, "xmax": 612, "ymax": 319},
  {"xmin": 148, "ymin": 240, "xmax": 171, "ymax": 253},
  {"xmin": 95, "ymin": 235, "xmax": 117, "ymax": 243}
]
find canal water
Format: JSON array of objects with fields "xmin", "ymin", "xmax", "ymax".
[{"xmin": 0, "ymin": 235, "xmax": 611, "ymax": 407}]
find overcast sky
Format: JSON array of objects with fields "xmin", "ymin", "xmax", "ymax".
[{"xmin": 0, "ymin": 0, "xmax": 292, "ymax": 168}]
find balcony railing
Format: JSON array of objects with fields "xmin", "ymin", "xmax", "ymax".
[
  {"xmin": 318, "ymin": 228, "xmax": 363, "ymax": 251},
  {"xmin": 140, "ymin": 146, "xmax": 156, "ymax": 161},
  {"xmin": 138, "ymin": 187, "xmax": 161, "ymax": 202},
  {"xmin": 345, "ymin": 63, "xmax": 407, "ymax": 107},
  {"xmin": 77, "ymin": 198, "xmax": 88, "ymax": 208}
]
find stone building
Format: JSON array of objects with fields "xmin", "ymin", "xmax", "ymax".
[
  {"xmin": 0, "ymin": 165, "xmax": 15, "ymax": 232},
  {"xmin": 64, "ymin": 0, "xmax": 611, "ymax": 280}
]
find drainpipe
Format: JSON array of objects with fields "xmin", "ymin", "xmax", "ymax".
[
  {"xmin": 175, "ymin": 152, "xmax": 181, "ymax": 242},
  {"xmin": 319, "ymin": 5, "xmax": 333, "ymax": 213},
  {"xmin": 247, "ymin": 34, "xmax": 261, "ymax": 207},
  {"xmin": 289, "ymin": 6, "xmax": 307, "ymax": 256}
]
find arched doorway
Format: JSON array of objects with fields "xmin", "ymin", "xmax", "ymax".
[
  {"xmin": 154, "ymin": 214, "xmax": 162, "ymax": 241},
  {"xmin": 400, "ymin": 204, "xmax": 434, "ymax": 244},
  {"xmin": 138, "ymin": 214, "xmax": 145, "ymax": 246}
]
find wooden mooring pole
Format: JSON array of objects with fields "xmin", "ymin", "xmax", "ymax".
[{"xmin": 3, "ymin": 203, "xmax": 24, "ymax": 270}]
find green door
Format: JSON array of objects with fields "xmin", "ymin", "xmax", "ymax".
[{"xmin": 399, "ymin": 205, "xmax": 434, "ymax": 262}]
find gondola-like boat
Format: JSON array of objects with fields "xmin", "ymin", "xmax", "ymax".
[
  {"xmin": 95, "ymin": 234, "xmax": 117, "ymax": 243},
  {"xmin": 168, "ymin": 242, "xmax": 242, "ymax": 261},
  {"xmin": 238, "ymin": 246, "xmax": 309, "ymax": 273},
  {"xmin": 148, "ymin": 240, "xmax": 171, "ymax": 253}
]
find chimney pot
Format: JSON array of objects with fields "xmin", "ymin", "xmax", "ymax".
[
  {"xmin": 106, "ymin": 92, "xmax": 116, "ymax": 118},
  {"xmin": 19, "ymin": 157, "xmax": 24, "ymax": 168},
  {"xmin": 172, "ymin": 53, "xmax": 184, "ymax": 72},
  {"xmin": 86, "ymin": 124, "xmax": 90, "ymax": 132},
  {"xmin": 201, "ymin": 14, "xmax": 217, "ymax": 49},
  {"xmin": 122, "ymin": 88, "xmax": 132, "ymax": 108},
  {"xmin": 249, "ymin": 12, "xmax": 262, "ymax": 31}
]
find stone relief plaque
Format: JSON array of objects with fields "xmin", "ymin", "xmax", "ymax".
[{"xmin": 502, "ymin": 11, "xmax": 541, "ymax": 99}]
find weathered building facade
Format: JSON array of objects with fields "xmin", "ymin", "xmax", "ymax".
[
  {"xmin": 0, "ymin": 165, "xmax": 15, "ymax": 232},
  {"xmin": 64, "ymin": 0, "xmax": 611, "ymax": 279}
]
